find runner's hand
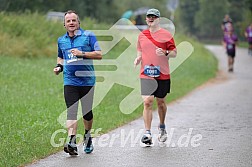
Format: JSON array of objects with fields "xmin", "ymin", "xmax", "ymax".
[
  {"xmin": 134, "ymin": 56, "xmax": 142, "ymax": 68},
  {"xmin": 156, "ymin": 47, "xmax": 165, "ymax": 56},
  {"xmin": 53, "ymin": 67, "xmax": 61, "ymax": 75}
]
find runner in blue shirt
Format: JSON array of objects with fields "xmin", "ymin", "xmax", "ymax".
[{"xmin": 53, "ymin": 10, "xmax": 102, "ymax": 155}]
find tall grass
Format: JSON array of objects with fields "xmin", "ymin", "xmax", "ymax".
[
  {"xmin": 0, "ymin": 12, "xmax": 60, "ymax": 57},
  {"xmin": 0, "ymin": 12, "xmax": 108, "ymax": 58},
  {"xmin": 0, "ymin": 12, "xmax": 217, "ymax": 166}
]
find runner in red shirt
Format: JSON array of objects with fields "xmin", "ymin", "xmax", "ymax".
[{"xmin": 134, "ymin": 8, "xmax": 177, "ymax": 146}]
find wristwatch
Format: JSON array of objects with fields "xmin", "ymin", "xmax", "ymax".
[
  {"xmin": 165, "ymin": 50, "xmax": 169, "ymax": 56},
  {"xmin": 76, "ymin": 51, "xmax": 85, "ymax": 58}
]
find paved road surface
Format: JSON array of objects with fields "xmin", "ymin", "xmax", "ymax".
[{"xmin": 28, "ymin": 45, "xmax": 252, "ymax": 167}]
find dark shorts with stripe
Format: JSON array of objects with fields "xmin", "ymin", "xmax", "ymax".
[{"xmin": 140, "ymin": 78, "xmax": 171, "ymax": 98}]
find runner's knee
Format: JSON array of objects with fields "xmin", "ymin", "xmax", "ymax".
[
  {"xmin": 83, "ymin": 111, "xmax": 93, "ymax": 121},
  {"xmin": 144, "ymin": 98, "xmax": 154, "ymax": 108}
]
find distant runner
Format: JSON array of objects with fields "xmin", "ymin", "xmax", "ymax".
[
  {"xmin": 244, "ymin": 23, "xmax": 252, "ymax": 56},
  {"xmin": 221, "ymin": 14, "xmax": 233, "ymax": 35},
  {"xmin": 222, "ymin": 30, "xmax": 238, "ymax": 72}
]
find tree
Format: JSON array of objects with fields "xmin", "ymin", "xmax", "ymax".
[
  {"xmin": 177, "ymin": 0, "xmax": 200, "ymax": 34},
  {"xmin": 194, "ymin": 0, "xmax": 229, "ymax": 38},
  {"xmin": 227, "ymin": 0, "xmax": 252, "ymax": 39}
]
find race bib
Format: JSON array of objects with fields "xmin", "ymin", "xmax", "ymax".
[
  {"xmin": 249, "ymin": 32, "xmax": 252, "ymax": 37},
  {"xmin": 144, "ymin": 65, "xmax": 160, "ymax": 77},
  {"xmin": 227, "ymin": 44, "xmax": 233, "ymax": 49},
  {"xmin": 65, "ymin": 48, "xmax": 82, "ymax": 63}
]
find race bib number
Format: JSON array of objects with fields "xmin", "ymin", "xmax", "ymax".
[
  {"xmin": 249, "ymin": 32, "xmax": 252, "ymax": 37},
  {"xmin": 144, "ymin": 65, "xmax": 160, "ymax": 77},
  {"xmin": 227, "ymin": 44, "xmax": 233, "ymax": 49},
  {"xmin": 65, "ymin": 48, "xmax": 82, "ymax": 63}
]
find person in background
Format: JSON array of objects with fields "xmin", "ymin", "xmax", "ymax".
[
  {"xmin": 244, "ymin": 23, "xmax": 252, "ymax": 56},
  {"xmin": 221, "ymin": 14, "xmax": 233, "ymax": 35},
  {"xmin": 135, "ymin": 15, "xmax": 144, "ymax": 25},
  {"xmin": 53, "ymin": 10, "xmax": 102, "ymax": 155},
  {"xmin": 222, "ymin": 30, "xmax": 238, "ymax": 72},
  {"xmin": 134, "ymin": 8, "xmax": 177, "ymax": 146}
]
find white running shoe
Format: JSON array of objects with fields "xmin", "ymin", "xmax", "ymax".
[
  {"xmin": 140, "ymin": 132, "xmax": 153, "ymax": 147},
  {"xmin": 158, "ymin": 128, "xmax": 167, "ymax": 143}
]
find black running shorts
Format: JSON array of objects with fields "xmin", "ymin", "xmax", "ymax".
[
  {"xmin": 227, "ymin": 50, "xmax": 236, "ymax": 58},
  {"xmin": 140, "ymin": 78, "xmax": 171, "ymax": 98},
  {"xmin": 64, "ymin": 85, "xmax": 94, "ymax": 120}
]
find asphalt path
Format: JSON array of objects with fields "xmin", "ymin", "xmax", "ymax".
[{"xmin": 28, "ymin": 45, "xmax": 252, "ymax": 167}]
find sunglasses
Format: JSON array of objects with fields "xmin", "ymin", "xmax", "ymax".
[{"xmin": 146, "ymin": 15, "xmax": 158, "ymax": 19}]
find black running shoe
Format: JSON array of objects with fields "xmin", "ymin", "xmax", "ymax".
[{"xmin": 64, "ymin": 143, "xmax": 78, "ymax": 155}]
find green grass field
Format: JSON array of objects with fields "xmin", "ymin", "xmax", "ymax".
[{"xmin": 0, "ymin": 13, "xmax": 217, "ymax": 166}]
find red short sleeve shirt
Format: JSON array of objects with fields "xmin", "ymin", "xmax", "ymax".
[{"xmin": 137, "ymin": 28, "xmax": 176, "ymax": 80}]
